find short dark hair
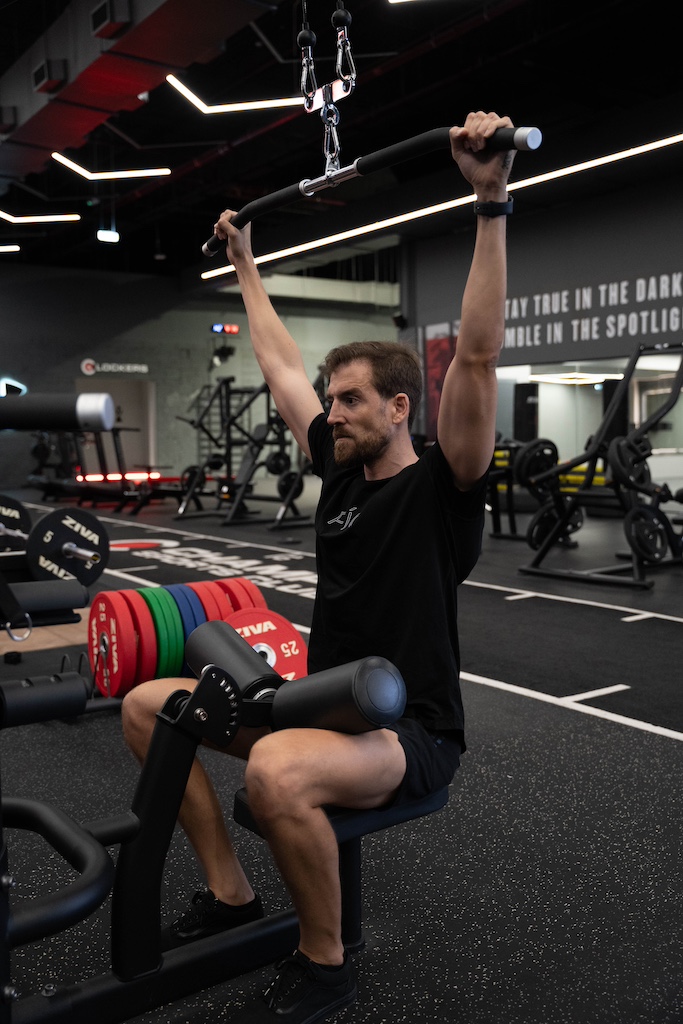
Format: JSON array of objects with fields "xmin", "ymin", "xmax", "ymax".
[{"xmin": 323, "ymin": 341, "xmax": 423, "ymax": 429}]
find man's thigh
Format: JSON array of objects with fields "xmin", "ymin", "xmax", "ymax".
[{"xmin": 246, "ymin": 727, "xmax": 408, "ymax": 810}]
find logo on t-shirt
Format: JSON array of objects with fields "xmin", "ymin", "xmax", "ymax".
[{"xmin": 327, "ymin": 507, "xmax": 361, "ymax": 531}]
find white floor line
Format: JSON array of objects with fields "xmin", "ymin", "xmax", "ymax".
[
  {"xmin": 557, "ymin": 684, "xmax": 630, "ymax": 703},
  {"xmin": 461, "ymin": 670, "xmax": 683, "ymax": 742},
  {"xmin": 465, "ymin": 578, "xmax": 683, "ymax": 625}
]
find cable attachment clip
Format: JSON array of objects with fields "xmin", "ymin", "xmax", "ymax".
[
  {"xmin": 321, "ymin": 85, "xmax": 342, "ymax": 175},
  {"xmin": 298, "ymin": 23, "xmax": 318, "ymax": 111},
  {"xmin": 332, "ymin": 4, "xmax": 356, "ymax": 87}
]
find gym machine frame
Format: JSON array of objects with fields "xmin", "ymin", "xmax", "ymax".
[
  {"xmin": 0, "ymin": 622, "xmax": 446, "ymax": 1024},
  {"xmin": 175, "ymin": 381, "xmax": 308, "ymax": 526},
  {"xmin": 519, "ymin": 340, "xmax": 683, "ymax": 589}
]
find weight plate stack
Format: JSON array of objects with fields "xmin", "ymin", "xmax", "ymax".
[{"xmin": 87, "ymin": 576, "xmax": 280, "ymax": 693}]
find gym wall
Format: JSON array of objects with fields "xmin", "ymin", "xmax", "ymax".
[
  {"xmin": 406, "ymin": 168, "xmax": 683, "ymax": 368},
  {"xmin": 0, "ymin": 266, "xmax": 396, "ymax": 488}
]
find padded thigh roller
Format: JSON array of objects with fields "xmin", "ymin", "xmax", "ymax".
[
  {"xmin": 185, "ymin": 619, "xmax": 283, "ymax": 701},
  {"xmin": 0, "ymin": 393, "xmax": 115, "ymax": 431},
  {"xmin": 271, "ymin": 657, "xmax": 407, "ymax": 733}
]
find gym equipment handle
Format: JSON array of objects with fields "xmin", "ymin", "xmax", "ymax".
[
  {"xmin": 201, "ymin": 124, "xmax": 541, "ymax": 256},
  {"xmin": 4, "ymin": 797, "xmax": 114, "ymax": 946}
]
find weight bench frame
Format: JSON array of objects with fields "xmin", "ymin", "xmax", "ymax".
[{"xmin": 233, "ymin": 783, "xmax": 449, "ymax": 951}]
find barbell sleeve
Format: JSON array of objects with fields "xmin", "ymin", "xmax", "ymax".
[{"xmin": 201, "ymin": 124, "xmax": 542, "ymax": 256}]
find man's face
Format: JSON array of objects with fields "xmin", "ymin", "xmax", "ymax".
[{"xmin": 326, "ymin": 359, "xmax": 393, "ymax": 468}]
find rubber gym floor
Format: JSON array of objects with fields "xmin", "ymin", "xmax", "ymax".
[{"xmin": 1, "ymin": 482, "xmax": 682, "ymax": 1024}]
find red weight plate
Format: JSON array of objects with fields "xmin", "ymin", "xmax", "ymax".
[
  {"xmin": 215, "ymin": 577, "xmax": 254, "ymax": 611},
  {"xmin": 202, "ymin": 581, "xmax": 235, "ymax": 620},
  {"xmin": 88, "ymin": 591, "xmax": 139, "ymax": 698},
  {"xmin": 233, "ymin": 576, "xmax": 268, "ymax": 609},
  {"xmin": 226, "ymin": 608, "xmax": 308, "ymax": 681},
  {"xmin": 185, "ymin": 581, "xmax": 223, "ymax": 622},
  {"xmin": 118, "ymin": 589, "xmax": 158, "ymax": 686}
]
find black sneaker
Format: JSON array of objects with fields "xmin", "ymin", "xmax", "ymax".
[
  {"xmin": 162, "ymin": 889, "xmax": 264, "ymax": 949},
  {"xmin": 246, "ymin": 949, "xmax": 357, "ymax": 1023}
]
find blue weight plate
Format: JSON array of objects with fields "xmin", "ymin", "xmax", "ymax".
[
  {"xmin": 176, "ymin": 583, "xmax": 208, "ymax": 630},
  {"xmin": 163, "ymin": 584, "xmax": 198, "ymax": 641},
  {"xmin": 165, "ymin": 583, "xmax": 207, "ymax": 677}
]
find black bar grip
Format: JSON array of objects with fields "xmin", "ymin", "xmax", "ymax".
[
  {"xmin": 202, "ymin": 181, "xmax": 306, "ymax": 257},
  {"xmin": 201, "ymin": 125, "xmax": 542, "ymax": 256},
  {"xmin": 356, "ymin": 125, "xmax": 541, "ymax": 176}
]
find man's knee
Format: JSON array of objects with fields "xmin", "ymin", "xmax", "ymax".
[
  {"xmin": 244, "ymin": 733, "xmax": 307, "ymax": 821},
  {"xmin": 120, "ymin": 678, "xmax": 185, "ymax": 750}
]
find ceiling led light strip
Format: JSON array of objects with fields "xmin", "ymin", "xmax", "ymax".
[
  {"xmin": 529, "ymin": 372, "xmax": 625, "ymax": 386},
  {"xmin": 0, "ymin": 208, "xmax": 80, "ymax": 224},
  {"xmin": 201, "ymin": 129, "xmax": 683, "ymax": 281},
  {"xmin": 52, "ymin": 153, "xmax": 171, "ymax": 180},
  {"xmin": 166, "ymin": 74, "xmax": 302, "ymax": 114},
  {"xmin": 0, "ymin": 245, "xmax": 20, "ymax": 253}
]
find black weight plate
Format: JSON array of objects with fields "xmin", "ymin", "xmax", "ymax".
[
  {"xmin": 277, "ymin": 470, "xmax": 304, "ymax": 500},
  {"xmin": 0, "ymin": 494, "xmax": 32, "ymax": 552},
  {"xmin": 526, "ymin": 504, "xmax": 559, "ymax": 550},
  {"xmin": 514, "ymin": 439, "xmax": 558, "ymax": 488},
  {"xmin": 266, "ymin": 451, "xmax": 291, "ymax": 475},
  {"xmin": 608, "ymin": 436, "xmax": 652, "ymax": 492},
  {"xmin": 26, "ymin": 508, "xmax": 109, "ymax": 585},
  {"xmin": 624, "ymin": 506, "xmax": 669, "ymax": 563}
]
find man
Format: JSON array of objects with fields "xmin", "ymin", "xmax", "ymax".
[{"xmin": 122, "ymin": 109, "xmax": 515, "ymax": 1023}]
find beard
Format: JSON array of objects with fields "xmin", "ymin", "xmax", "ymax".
[{"xmin": 333, "ymin": 425, "xmax": 391, "ymax": 468}]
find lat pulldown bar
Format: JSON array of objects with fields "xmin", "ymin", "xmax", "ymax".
[{"xmin": 201, "ymin": 124, "xmax": 542, "ymax": 257}]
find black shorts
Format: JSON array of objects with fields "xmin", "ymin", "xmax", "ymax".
[{"xmin": 385, "ymin": 718, "xmax": 462, "ymax": 808}]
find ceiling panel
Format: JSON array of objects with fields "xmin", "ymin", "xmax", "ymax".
[{"xmin": 0, "ymin": 0, "xmax": 681, "ymax": 284}]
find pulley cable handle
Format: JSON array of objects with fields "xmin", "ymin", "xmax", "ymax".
[{"xmin": 201, "ymin": 124, "xmax": 542, "ymax": 257}]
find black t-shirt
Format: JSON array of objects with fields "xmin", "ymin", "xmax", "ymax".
[{"xmin": 307, "ymin": 413, "xmax": 487, "ymax": 745}]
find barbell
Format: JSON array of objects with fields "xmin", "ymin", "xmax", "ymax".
[{"xmin": 0, "ymin": 495, "xmax": 108, "ymax": 586}]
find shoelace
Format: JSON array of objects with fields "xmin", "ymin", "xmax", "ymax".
[
  {"xmin": 171, "ymin": 891, "xmax": 214, "ymax": 932},
  {"xmin": 264, "ymin": 955, "xmax": 310, "ymax": 1009}
]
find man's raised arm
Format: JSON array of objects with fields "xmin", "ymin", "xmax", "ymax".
[
  {"xmin": 214, "ymin": 212, "xmax": 324, "ymax": 460},
  {"xmin": 436, "ymin": 111, "xmax": 516, "ymax": 491}
]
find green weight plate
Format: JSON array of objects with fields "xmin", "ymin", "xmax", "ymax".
[
  {"xmin": 152, "ymin": 587, "xmax": 185, "ymax": 676},
  {"xmin": 138, "ymin": 588, "xmax": 174, "ymax": 679}
]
